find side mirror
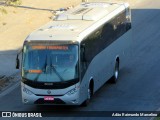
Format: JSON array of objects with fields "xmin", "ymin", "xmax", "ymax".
[
  {"xmin": 16, "ymin": 48, "xmax": 22, "ymax": 69},
  {"xmin": 16, "ymin": 54, "xmax": 20, "ymax": 69}
]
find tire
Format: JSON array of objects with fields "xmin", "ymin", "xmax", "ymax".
[
  {"xmin": 111, "ymin": 61, "xmax": 119, "ymax": 83},
  {"xmin": 81, "ymin": 85, "xmax": 92, "ymax": 107}
]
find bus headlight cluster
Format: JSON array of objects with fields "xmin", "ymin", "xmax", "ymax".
[
  {"xmin": 23, "ymin": 87, "xmax": 33, "ymax": 95},
  {"xmin": 66, "ymin": 88, "xmax": 77, "ymax": 95}
]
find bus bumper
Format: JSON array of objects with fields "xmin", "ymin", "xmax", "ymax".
[{"xmin": 21, "ymin": 83, "xmax": 81, "ymax": 105}]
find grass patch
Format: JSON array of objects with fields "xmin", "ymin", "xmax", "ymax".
[
  {"xmin": 0, "ymin": 0, "xmax": 22, "ymax": 14},
  {"xmin": 5, "ymin": 0, "xmax": 21, "ymax": 6},
  {"xmin": 0, "ymin": 7, "xmax": 7, "ymax": 14},
  {"xmin": 155, "ymin": 117, "xmax": 160, "ymax": 120}
]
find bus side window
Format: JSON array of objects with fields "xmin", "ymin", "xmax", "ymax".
[
  {"xmin": 80, "ymin": 44, "xmax": 87, "ymax": 77},
  {"xmin": 101, "ymin": 22, "xmax": 115, "ymax": 47},
  {"xmin": 126, "ymin": 8, "xmax": 132, "ymax": 31},
  {"xmin": 116, "ymin": 11, "xmax": 126, "ymax": 38}
]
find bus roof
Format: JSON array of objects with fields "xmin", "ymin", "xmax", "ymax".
[{"xmin": 26, "ymin": 2, "xmax": 129, "ymax": 42}]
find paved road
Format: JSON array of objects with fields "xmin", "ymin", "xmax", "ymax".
[{"xmin": 0, "ymin": 0, "xmax": 160, "ymax": 120}]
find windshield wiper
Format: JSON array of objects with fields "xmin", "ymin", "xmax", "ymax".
[
  {"xmin": 34, "ymin": 54, "xmax": 64, "ymax": 82},
  {"xmin": 42, "ymin": 55, "xmax": 48, "ymax": 73},
  {"xmin": 50, "ymin": 56, "xmax": 64, "ymax": 82},
  {"xmin": 34, "ymin": 53, "xmax": 48, "ymax": 82}
]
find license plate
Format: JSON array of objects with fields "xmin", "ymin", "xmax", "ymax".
[{"xmin": 44, "ymin": 96, "xmax": 54, "ymax": 101}]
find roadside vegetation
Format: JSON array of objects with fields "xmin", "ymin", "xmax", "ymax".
[
  {"xmin": 155, "ymin": 117, "xmax": 160, "ymax": 120},
  {"xmin": 0, "ymin": 0, "xmax": 21, "ymax": 14},
  {"xmin": 0, "ymin": 7, "xmax": 7, "ymax": 14},
  {"xmin": 1, "ymin": 0, "xmax": 21, "ymax": 6}
]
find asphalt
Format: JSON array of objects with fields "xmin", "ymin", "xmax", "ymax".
[
  {"xmin": 0, "ymin": 0, "xmax": 160, "ymax": 120},
  {"xmin": 0, "ymin": 50, "xmax": 19, "ymax": 76}
]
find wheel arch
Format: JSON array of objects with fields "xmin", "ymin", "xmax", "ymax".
[{"xmin": 115, "ymin": 55, "xmax": 120, "ymax": 64}]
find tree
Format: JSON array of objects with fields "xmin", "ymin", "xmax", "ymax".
[
  {"xmin": 0, "ymin": 0, "xmax": 21, "ymax": 14},
  {"xmin": 5, "ymin": 0, "xmax": 21, "ymax": 6},
  {"xmin": 0, "ymin": 0, "xmax": 21, "ymax": 6}
]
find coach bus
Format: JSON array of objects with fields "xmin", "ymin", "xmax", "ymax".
[{"xmin": 16, "ymin": 2, "xmax": 132, "ymax": 106}]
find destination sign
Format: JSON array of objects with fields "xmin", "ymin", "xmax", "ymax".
[{"xmin": 32, "ymin": 46, "xmax": 68, "ymax": 50}]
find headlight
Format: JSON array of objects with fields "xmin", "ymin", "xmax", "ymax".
[
  {"xmin": 23, "ymin": 87, "xmax": 33, "ymax": 95},
  {"xmin": 66, "ymin": 88, "xmax": 78, "ymax": 95}
]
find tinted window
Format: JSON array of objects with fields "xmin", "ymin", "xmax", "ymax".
[{"xmin": 80, "ymin": 10, "xmax": 131, "ymax": 78}]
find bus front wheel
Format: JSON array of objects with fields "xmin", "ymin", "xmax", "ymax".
[{"xmin": 81, "ymin": 82, "xmax": 93, "ymax": 107}]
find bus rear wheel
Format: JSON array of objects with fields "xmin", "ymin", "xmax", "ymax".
[{"xmin": 111, "ymin": 60, "xmax": 119, "ymax": 83}]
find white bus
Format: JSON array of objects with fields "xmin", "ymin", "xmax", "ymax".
[{"xmin": 16, "ymin": 2, "xmax": 132, "ymax": 106}]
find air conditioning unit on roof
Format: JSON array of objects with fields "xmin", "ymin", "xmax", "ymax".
[{"xmin": 55, "ymin": 2, "xmax": 110, "ymax": 21}]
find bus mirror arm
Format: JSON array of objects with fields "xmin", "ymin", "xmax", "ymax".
[
  {"xmin": 16, "ymin": 48, "xmax": 22, "ymax": 69},
  {"xmin": 16, "ymin": 54, "xmax": 20, "ymax": 69}
]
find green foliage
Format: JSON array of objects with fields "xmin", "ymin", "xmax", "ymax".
[
  {"xmin": 0, "ymin": 7, "xmax": 7, "ymax": 14},
  {"xmin": 155, "ymin": 117, "xmax": 160, "ymax": 120},
  {"xmin": 5, "ymin": 0, "xmax": 22, "ymax": 6},
  {"xmin": 0, "ymin": 0, "xmax": 22, "ymax": 14}
]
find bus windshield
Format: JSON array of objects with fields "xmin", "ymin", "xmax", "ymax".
[{"xmin": 22, "ymin": 44, "xmax": 79, "ymax": 82}]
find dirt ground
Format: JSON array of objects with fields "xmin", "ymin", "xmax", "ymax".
[
  {"xmin": 0, "ymin": 0, "xmax": 136, "ymax": 51},
  {"xmin": 0, "ymin": 0, "xmax": 82, "ymax": 51},
  {"xmin": 0, "ymin": 0, "xmax": 136, "ymax": 76}
]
